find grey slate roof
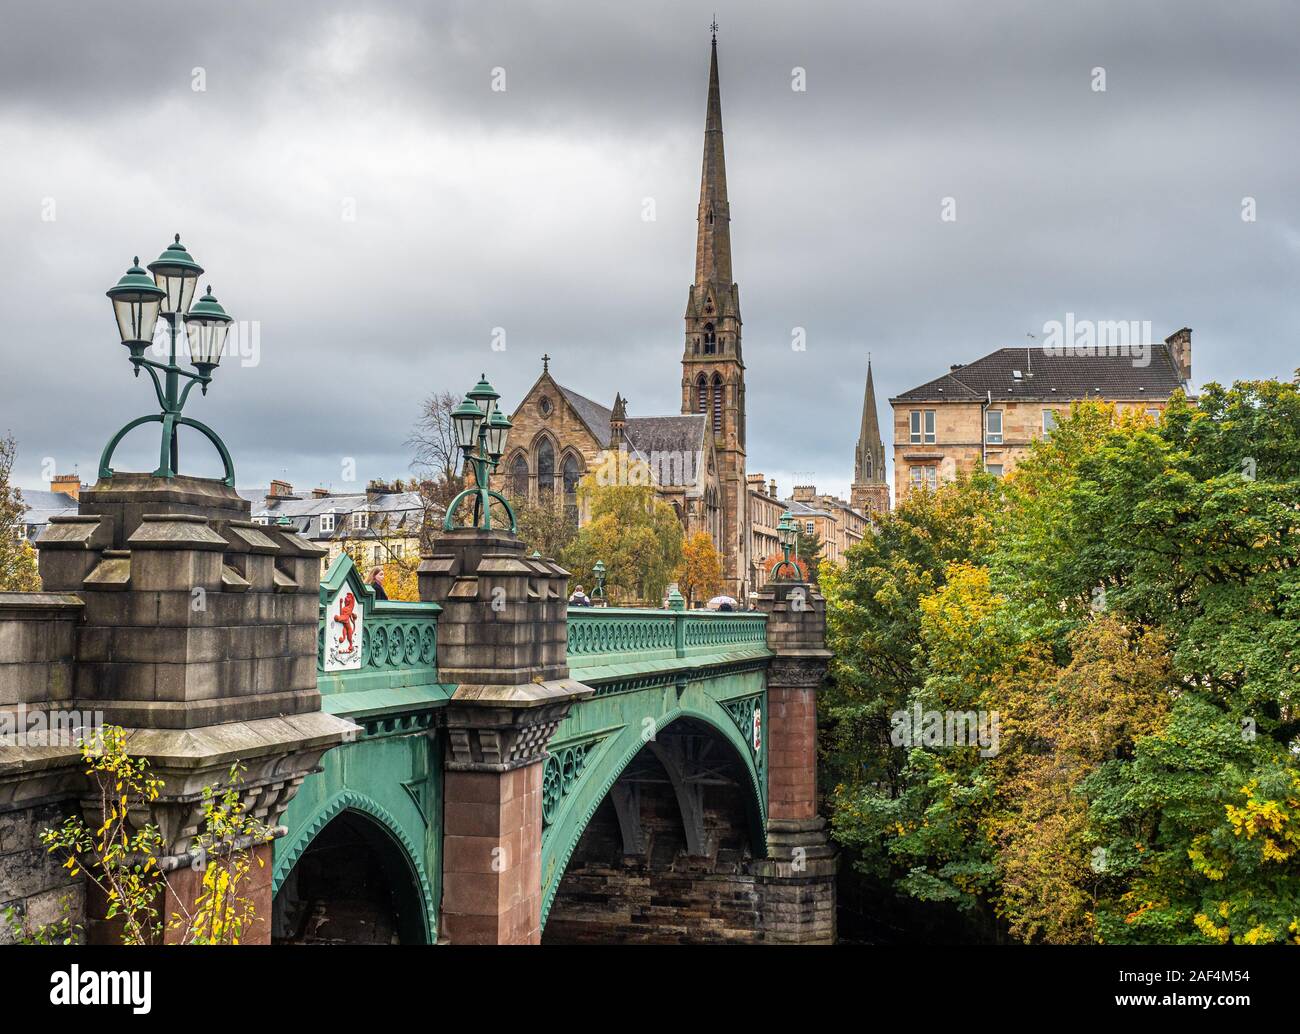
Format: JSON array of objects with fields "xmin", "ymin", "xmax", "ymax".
[
  {"xmin": 18, "ymin": 489, "xmax": 79, "ymax": 538},
  {"xmin": 245, "ymin": 490, "xmax": 427, "ymax": 541},
  {"xmin": 555, "ymin": 384, "xmax": 709, "ymax": 490},
  {"xmin": 893, "ymin": 343, "xmax": 1187, "ymax": 403},
  {"xmin": 557, "ymin": 386, "xmax": 613, "ymax": 440}
]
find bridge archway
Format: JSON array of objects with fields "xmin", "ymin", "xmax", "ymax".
[
  {"xmin": 542, "ymin": 713, "xmax": 766, "ymax": 944},
  {"xmin": 272, "ymin": 796, "xmax": 432, "ymax": 945}
]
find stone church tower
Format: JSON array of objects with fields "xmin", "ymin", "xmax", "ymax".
[
  {"xmin": 681, "ymin": 32, "xmax": 748, "ymax": 596},
  {"xmin": 850, "ymin": 357, "xmax": 890, "ymax": 517}
]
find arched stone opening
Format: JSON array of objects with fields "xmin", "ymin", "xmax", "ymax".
[
  {"xmin": 542, "ymin": 717, "xmax": 764, "ymax": 944},
  {"xmin": 272, "ymin": 810, "xmax": 428, "ymax": 945}
]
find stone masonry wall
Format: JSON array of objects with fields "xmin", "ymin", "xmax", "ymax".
[
  {"xmin": 0, "ymin": 800, "xmax": 85, "ymax": 944},
  {"xmin": 542, "ymin": 768, "xmax": 763, "ymax": 944}
]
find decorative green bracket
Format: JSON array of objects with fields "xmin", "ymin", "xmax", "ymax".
[{"xmin": 99, "ymin": 410, "xmax": 236, "ymax": 487}]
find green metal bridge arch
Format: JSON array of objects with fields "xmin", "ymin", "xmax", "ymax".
[
  {"xmin": 539, "ymin": 694, "xmax": 768, "ymax": 930},
  {"xmin": 273, "ymin": 555, "xmax": 448, "ymax": 942},
  {"xmin": 273, "ymin": 788, "xmax": 438, "ymax": 942},
  {"xmin": 277, "ymin": 557, "xmax": 775, "ymax": 942}
]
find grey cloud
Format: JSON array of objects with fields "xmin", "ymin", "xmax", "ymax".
[{"xmin": 2, "ymin": 0, "xmax": 1298, "ymax": 501}]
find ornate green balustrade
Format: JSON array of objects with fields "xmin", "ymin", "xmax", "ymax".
[
  {"xmin": 315, "ymin": 554, "xmax": 451, "ymax": 716},
  {"xmin": 566, "ymin": 606, "xmax": 769, "ymax": 679}
]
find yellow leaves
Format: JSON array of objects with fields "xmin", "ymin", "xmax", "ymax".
[
  {"xmin": 1241, "ymin": 924, "xmax": 1275, "ymax": 945},
  {"xmin": 1224, "ymin": 778, "xmax": 1300, "ymax": 862},
  {"xmin": 1193, "ymin": 912, "xmax": 1230, "ymax": 944},
  {"xmin": 1188, "ymin": 837, "xmax": 1226, "ymax": 881}
]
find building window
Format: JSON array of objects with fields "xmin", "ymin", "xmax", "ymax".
[
  {"xmin": 319, "ymin": 512, "xmax": 335, "ymax": 534},
  {"xmin": 1042, "ymin": 409, "xmax": 1058, "ymax": 434},
  {"xmin": 910, "ymin": 466, "xmax": 938, "ymax": 492},
  {"xmin": 372, "ymin": 546, "xmax": 382, "ymax": 565},
  {"xmin": 562, "ymin": 454, "xmax": 581, "ymax": 523},
  {"xmin": 703, "ymin": 323, "xmax": 716, "ymax": 354},
  {"xmin": 352, "ymin": 510, "xmax": 368, "ymax": 531},
  {"xmin": 711, "ymin": 374, "xmax": 723, "ymax": 433},
  {"xmin": 805, "ymin": 520, "xmax": 815, "ymax": 535},
  {"xmin": 910, "ymin": 410, "xmax": 936, "ymax": 444},
  {"xmin": 510, "ymin": 453, "xmax": 529, "ymax": 499},
  {"xmin": 539, "ymin": 396, "xmax": 553, "ymax": 417},
  {"xmin": 392, "ymin": 543, "xmax": 403, "ymax": 559},
  {"xmin": 251, "ymin": 515, "xmax": 269, "ymax": 526},
  {"xmin": 537, "ymin": 437, "xmax": 555, "ymax": 498},
  {"xmin": 986, "ymin": 464, "xmax": 1004, "ymax": 477},
  {"xmin": 986, "ymin": 409, "xmax": 1003, "ymax": 444},
  {"xmin": 1145, "ymin": 408, "xmax": 1161, "ymax": 421},
  {"xmin": 696, "ymin": 374, "xmax": 708, "ymax": 415}
]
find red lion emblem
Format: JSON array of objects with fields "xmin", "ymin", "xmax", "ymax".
[{"xmin": 333, "ymin": 591, "xmax": 358, "ymax": 651}]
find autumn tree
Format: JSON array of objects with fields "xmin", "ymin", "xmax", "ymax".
[
  {"xmin": 407, "ymin": 390, "xmax": 463, "ymax": 519},
  {"xmin": 564, "ymin": 476, "xmax": 683, "ymax": 605},
  {"xmin": 510, "ymin": 493, "xmax": 579, "ymax": 562},
  {"xmin": 675, "ymin": 531, "xmax": 723, "ymax": 607},
  {"xmin": 0, "ymin": 434, "xmax": 40, "ymax": 592},
  {"xmin": 794, "ymin": 525, "xmax": 824, "ymax": 584}
]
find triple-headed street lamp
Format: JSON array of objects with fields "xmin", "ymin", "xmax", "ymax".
[
  {"xmin": 99, "ymin": 235, "xmax": 236, "ymax": 486},
  {"xmin": 443, "ymin": 374, "xmax": 516, "ymax": 532},
  {"xmin": 771, "ymin": 509, "xmax": 801, "ymax": 581}
]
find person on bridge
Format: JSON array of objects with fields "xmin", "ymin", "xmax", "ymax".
[
  {"xmin": 366, "ymin": 566, "xmax": 388, "ymax": 600},
  {"xmin": 569, "ymin": 585, "xmax": 592, "ymax": 606}
]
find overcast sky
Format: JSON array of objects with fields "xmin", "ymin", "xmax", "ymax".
[{"xmin": 3, "ymin": 0, "xmax": 1298, "ymax": 501}]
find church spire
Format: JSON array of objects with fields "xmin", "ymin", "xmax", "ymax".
[
  {"xmin": 854, "ymin": 356, "xmax": 885, "ymax": 485},
  {"xmin": 695, "ymin": 28, "xmax": 732, "ymax": 288}
]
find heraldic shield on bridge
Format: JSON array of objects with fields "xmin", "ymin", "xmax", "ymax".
[{"xmin": 0, "ymin": 465, "xmax": 835, "ymax": 944}]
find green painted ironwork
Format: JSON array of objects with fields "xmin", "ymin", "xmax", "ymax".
[
  {"xmin": 539, "ymin": 682, "xmax": 768, "ymax": 929},
  {"xmin": 100, "ymin": 241, "xmax": 236, "ymax": 486},
  {"xmin": 273, "ymin": 553, "xmax": 448, "ymax": 940},
  {"xmin": 287, "ymin": 572, "xmax": 777, "ymax": 939},
  {"xmin": 316, "ymin": 553, "xmax": 450, "ymax": 708},
  {"xmin": 442, "ymin": 376, "xmax": 517, "ymax": 533},
  {"xmin": 540, "ymin": 602, "xmax": 772, "ymax": 927}
]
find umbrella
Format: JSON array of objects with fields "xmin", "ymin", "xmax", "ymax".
[{"xmin": 706, "ymin": 595, "xmax": 738, "ymax": 611}]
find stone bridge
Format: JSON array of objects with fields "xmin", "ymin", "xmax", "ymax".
[{"xmin": 0, "ymin": 479, "xmax": 834, "ymax": 945}]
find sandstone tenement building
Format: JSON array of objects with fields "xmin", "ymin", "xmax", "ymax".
[{"xmin": 890, "ymin": 328, "xmax": 1195, "ymax": 503}]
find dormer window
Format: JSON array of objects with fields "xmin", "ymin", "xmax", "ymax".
[
  {"xmin": 352, "ymin": 510, "xmax": 368, "ymax": 531},
  {"xmin": 319, "ymin": 511, "xmax": 335, "ymax": 534}
]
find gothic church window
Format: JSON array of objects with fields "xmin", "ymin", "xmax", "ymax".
[
  {"xmin": 562, "ymin": 454, "xmax": 580, "ymax": 523},
  {"xmin": 703, "ymin": 323, "xmax": 716, "ymax": 354},
  {"xmin": 696, "ymin": 374, "xmax": 708, "ymax": 415},
  {"xmin": 711, "ymin": 373, "xmax": 723, "ymax": 433},
  {"xmin": 510, "ymin": 453, "xmax": 529, "ymax": 499},
  {"xmin": 537, "ymin": 438, "xmax": 555, "ymax": 499}
]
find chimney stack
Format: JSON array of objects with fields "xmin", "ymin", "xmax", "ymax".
[
  {"xmin": 769, "ymin": 479, "xmax": 778, "ymax": 499},
  {"xmin": 1165, "ymin": 327, "xmax": 1192, "ymax": 385},
  {"xmin": 50, "ymin": 474, "xmax": 81, "ymax": 502},
  {"xmin": 312, "ymin": 487, "xmax": 331, "ymax": 499},
  {"xmin": 269, "ymin": 479, "xmax": 294, "ymax": 498}
]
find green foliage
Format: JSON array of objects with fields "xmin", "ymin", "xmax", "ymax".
[
  {"xmin": 0, "ymin": 433, "xmax": 40, "ymax": 592},
  {"xmin": 794, "ymin": 527, "xmax": 824, "ymax": 585},
  {"xmin": 826, "ymin": 382, "xmax": 1300, "ymax": 944},
  {"xmin": 510, "ymin": 493, "xmax": 579, "ymax": 562},
  {"xmin": 564, "ymin": 477, "xmax": 684, "ymax": 604},
  {"xmin": 36, "ymin": 726, "xmax": 274, "ymax": 945}
]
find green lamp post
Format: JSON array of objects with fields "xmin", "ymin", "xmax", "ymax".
[
  {"xmin": 771, "ymin": 509, "xmax": 801, "ymax": 581},
  {"xmin": 591, "ymin": 560, "xmax": 607, "ymax": 603},
  {"xmin": 443, "ymin": 374, "xmax": 517, "ymax": 532},
  {"xmin": 98, "ymin": 235, "xmax": 237, "ymax": 486}
]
